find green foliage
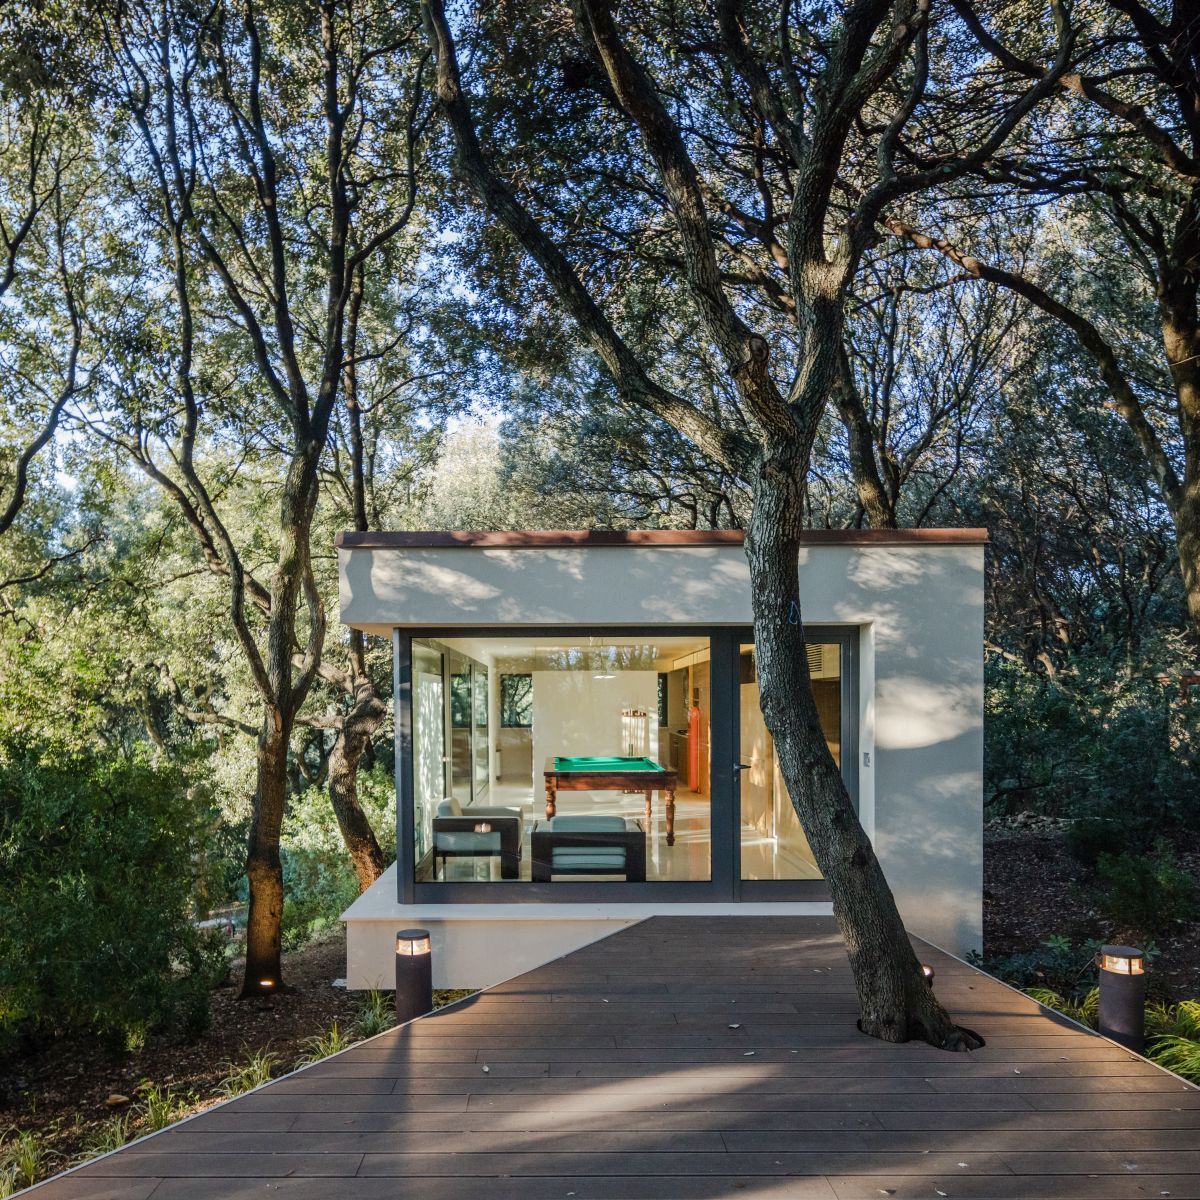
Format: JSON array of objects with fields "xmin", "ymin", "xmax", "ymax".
[
  {"xmin": 280, "ymin": 768, "xmax": 395, "ymax": 951},
  {"xmin": 1147, "ymin": 1035, "xmax": 1200, "ymax": 1085},
  {"xmin": 1025, "ymin": 989, "xmax": 1200, "ymax": 1083},
  {"xmin": 353, "ymin": 990, "xmax": 396, "ymax": 1040},
  {"xmin": 294, "ymin": 1021, "xmax": 355, "ymax": 1069},
  {"xmin": 0, "ymin": 1128, "xmax": 49, "ymax": 1194},
  {"xmin": 1064, "ymin": 818, "xmax": 1127, "ymax": 870},
  {"xmin": 135, "ymin": 1082, "xmax": 195, "ymax": 1133},
  {"xmin": 982, "ymin": 935, "xmax": 1102, "ymax": 998},
  {"xmin": 1092, "ymin": 843, "xmax": 1199, "ymax": 936},
  {"xmin": 1144, "ymin": 1001, "xmax": 1200, "ymax": 1084},
  {"xmin": 986, "ymin": 656, "xmax": 1200, "ymax": 835},
  {"xmin": 1022, "ymin": 986, "xmax": 1099, "ymax": 1028},
  {"xmin": 0, "ymin": 738, "xmax": 226, "ymax": 1051},
  {"xmin": 83, "ymin": 1112, "xmax": 133, "ymax": 1157},
  {"xmin": 217, "ymin": 1049, "xmax": 280, "ymax": 1097}
]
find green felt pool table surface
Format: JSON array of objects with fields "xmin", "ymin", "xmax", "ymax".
[{"xmin": 552, "ymin": 756, "xmax": 666, "ymax": 773}]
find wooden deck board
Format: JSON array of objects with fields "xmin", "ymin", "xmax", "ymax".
[{"xmin": 26, "ymin": 915, "xmax": 1200, "ymax": 1199}]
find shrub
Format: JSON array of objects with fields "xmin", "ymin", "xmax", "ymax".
[
  {"xmin": 986, "ymin": 653, "xmax": 1200, "ymax": 831},
  {"xmin": 1092, "ymin": 842, "xmax": 1199, "ymax": 935},
  {"xmin": 1065, "ymin": 816, "xmax": 1136, "ymax": 869},
  {"xmin": 980, "ymin": 935, "xmax": 1102, "ymax": 997},
  {"xmin": 0, "ymin": 739, "xmax": 225, "ymax": 1052},
  {"xmin": 279, "ymin": 767, "xmax": 395, "ymax": 950}
]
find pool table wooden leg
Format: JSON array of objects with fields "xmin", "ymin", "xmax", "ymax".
[
  {"xmin": 545, "ymin": 779, "xmax": 557, "ymax": 820},
  {"xmin": 644, "ymin": 789, "xmax": 653, "ymax": 831},
  {"xmin": 666, "ymin": 786, "xmax": 676, "ymax": 846}
]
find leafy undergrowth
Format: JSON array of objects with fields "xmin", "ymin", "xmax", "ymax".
[
  {"xmin": 1024, "ymin": 989, "xmax": 1200, "ymax": 1084},
  {"xmin": 983, "ymin": 826, "xmax": 1200, "ymax": 996},
  {"xmin": 0, "ymin": 935, "xmax": 473, "ymax": 1196}
]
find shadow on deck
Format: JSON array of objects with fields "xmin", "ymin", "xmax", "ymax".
[{"xmin": 25, "ymin": 916, "xmax": 1200, "ymax": 1199}]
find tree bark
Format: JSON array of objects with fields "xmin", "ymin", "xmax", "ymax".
[
  {"xmin": 326, "ymin": 656, "xmax": 388, "ymax": 892},
  {"xmin": 745, "ymin": 445, "xmax": 976, "ymax": 1046},
  {"xmin": 1178, "ymin": 479, "xmax": 1200, "ymax": 635},
  {"xmin": 321, "ymin": 266, "xmax": 388, "ymax": 893},
  {"xmin": 242, "ymin": 723, "xmax": 289, "ymax": 995},
  {"xmin": 834, "ymin": 349, "xmax": 897, "ymax": 529}
]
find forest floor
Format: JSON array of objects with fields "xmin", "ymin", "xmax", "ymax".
[
  {"xmin": 0, "ymin": 933, "xmax": 469, "ymax": 1179},
  {"xmin": 983, "ymin": 825, "xmax": 1200, "ymax": 998}
]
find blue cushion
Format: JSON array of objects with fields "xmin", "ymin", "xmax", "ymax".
[
  {"xmin": 551, "ymin": 851, "xmax": 627, "ymax": 870},
  {"xmin": 547, "ymin": 815, "xmax": 627, "ymax": 833},
  {"xmin": 435, "ymin": 831, "xmax": 501, "ymax": 853}
]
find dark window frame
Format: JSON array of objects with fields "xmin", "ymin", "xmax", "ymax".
[{"xmin": 393, "ymin": 625, "xmax": 856, "ymax": 905}]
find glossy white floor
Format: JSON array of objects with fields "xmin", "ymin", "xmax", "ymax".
[{"xmin": 421, "ymin": 778, "xmax": 822, "ymax": 883}]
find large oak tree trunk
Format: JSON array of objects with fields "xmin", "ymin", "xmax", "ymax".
[
  {"xmin": 1177, "ymin": 479, "xmax": 1200, "ymax": 636},
  {"xmin": 745, "ymin": 446, "xmax": 978, "ymax": 1047},
  {"xmin": 327, "ymin": 664, "xmax": 388, "ymax": 893},
  {"xmin": 242, "ymin": 722, "xmax": 289, "ymax": 995}
]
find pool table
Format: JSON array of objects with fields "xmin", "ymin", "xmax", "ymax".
[{"xmin": 544, "ymin": 756, "xmax": 678, "ymax": 846}]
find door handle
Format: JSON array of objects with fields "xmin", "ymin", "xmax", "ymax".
[{"xmin": 734, "ymin": 762, "xmax": 751, "ymax": 775}]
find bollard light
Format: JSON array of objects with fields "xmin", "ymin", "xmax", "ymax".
[
  {"xmin": 258, "ymin": 978, "xmax": 276, "ymax": 1010},
  {"xmin": 395, "ymin": 927, "xmax": 433, "ymax": 1025},
  {"xmin": 920, "ymin": 963, "xmax": 935, "ymax": 988},
  {"xmin": 1096, "ymin": 944, "xmax": 1146, "ymax": 1053}
]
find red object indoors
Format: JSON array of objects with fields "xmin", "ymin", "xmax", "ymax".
[{"xmin": 687, "ymin": 702, "xmax": 701, "ymax": 792}]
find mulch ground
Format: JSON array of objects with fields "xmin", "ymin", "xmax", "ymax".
[
  {"xmin": 0, "ymin": 933, "xmax": 467, "ymax": 1177},
  {"xmin": 984, "ymin": 826, "xmax": 1200, "ymax": 998}
]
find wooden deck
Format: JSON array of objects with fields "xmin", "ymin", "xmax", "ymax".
[{"xmin": 28, "ymin": 916, "xmax": 1200, "ymax": 1199}]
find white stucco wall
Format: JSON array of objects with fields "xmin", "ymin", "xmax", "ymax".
[{"xmin": 338, "ymin": 537, "xmax": 985, "ymax": 962}]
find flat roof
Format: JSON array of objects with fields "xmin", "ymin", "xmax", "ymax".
[{"xmin": 336, "ymin": 528, "xmax": 989, "ymax": 549}]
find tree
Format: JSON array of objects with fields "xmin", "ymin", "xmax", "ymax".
[
  {"xmin": 87, "ymin": 0, "xmax": 431, "ymax": 994},
  {"xmin": 422, "ymin": 0, "xmax": 1071, "ymax": 1045},
  {"xmin": 891, "ymin": 0, "xmax": 1200, "ymax": 636},
  {"xmin": 0, "ymin": 90, "xmax": 91, "ymax": 537}
]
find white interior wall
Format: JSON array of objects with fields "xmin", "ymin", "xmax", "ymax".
[{"xmin": 531, "ymin": 670, "xmax": 659, "ymax": 775}]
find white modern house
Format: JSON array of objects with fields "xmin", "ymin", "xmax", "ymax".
[{"xmin": 339, "ymin": 529, "xmax": 986, "ymax": 987}]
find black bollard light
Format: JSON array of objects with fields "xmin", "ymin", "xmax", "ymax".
[
  {"xmin": 920, "ymin": 963, "xmax": 935, "ymax": 989},
  {"xmin": 395, "ymin": 927, "xmax": 433, "ymax": 1024},
  {"xmin": 1096, "ymin": 944, "xmax": 1146, "ymax": 1053}
]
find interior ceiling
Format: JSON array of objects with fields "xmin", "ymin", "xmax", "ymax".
[{"xmin": 444, "ymin": 638, "xmax": 710, "ymax": 657}]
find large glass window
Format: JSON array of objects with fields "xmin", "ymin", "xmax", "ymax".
[
  {"xmin": 412, "ymin": 635, "xmax": 711, "ymax": 885},
  {"xmin": 411, "ymin": 641, "xmax": 446, "ymax": 865},
  {"xmin": 738, "ymin": 641, "xmax": 842, "ymax": 881}
]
